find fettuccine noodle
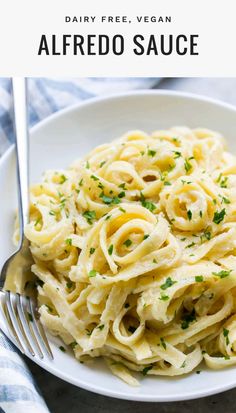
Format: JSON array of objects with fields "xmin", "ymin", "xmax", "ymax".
[{"xmin": 11, "ymin": 127, "xmax": 236, "ymax": 385}]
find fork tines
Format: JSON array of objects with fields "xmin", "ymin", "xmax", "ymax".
[{"xmin": 3, "ymin": 291, "xmax": 53, "ymax": 360}]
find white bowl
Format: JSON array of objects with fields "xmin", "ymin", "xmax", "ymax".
[{"xmin": 1, "ymin": 90, "xmax": 236, "ymax": 402}]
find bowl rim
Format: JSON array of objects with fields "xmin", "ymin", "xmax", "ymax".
[
  {"xmin": 2, "ymin": 88, "xmax": 236, "ymax": 167},
  {"xmin": 1, "ymin": 88, "xmax": 236, "ymax": 402}
]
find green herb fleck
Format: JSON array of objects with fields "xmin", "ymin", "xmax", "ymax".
[
  {"xmin": 142, "ymin": 365, "xmax": 153, "ymax": 376},
  {"xmin": 123, "ymin": 239, "xmax": 132, "ymax": 247},
  {"xmin": 159, "ymin": 293, "xmax": 169, "ymax": 301},
  {"xmin": 108, "ymin": 245, "xmax": 113, "ymax": 255},
  {"xmin": 223, "ymin": 328, "xmax": 230, "ymax": 345},
  {"xmin": 185, "ymin": 242, "xmax": 195, "ymax": 249},
  {"xmin": 212, "ymin": 269, "xmax": 232, "ymax": 279},
  {"xmin": 118, "ymin": 183, "xmax": 127, "ymax": 190},
  {"xmin": 213, "ymin": 209, "xmax": 226, "ymax": 224},
  {"xmin": 59, "ymin": 174, "xmax": 67, "ymax": 184},
  {"xmin": 147, "ymin": 149, "xmax": 156, "ymax": 157},
  {"xmin": 187, "ymin": 210, "xmax": 192, "ymax": 221},
  {"xmin": 173, "ymin": 151, "xmax": 182, "ymax": 159},
  {"xmin": 184, "ymin": 158, "xmax": 193, "ymax": 173},
  {"xmin": 89, "ymin": 269, "xmax": 97, "ymax": 278},
  {"xmin": 195, "ymin": 275, "xmax": 204, "ymax": 282},
  {"xmin": 65, "ymin": 238, "xmax": 72, "ymax": 246},
  {"xmin": 160, "ymin": 277, "xmax": 177, "ymax": 290},
  {"xmin": 181, "ymin": 309, "xmax": 196, "ymax": 329},
  {"xmin": 140, "ymin": 192, "xmax": 156, "ymax": 212},
  {"xmin": 83, "ymin": 210, "xmax": 96, "ymax": 225},
  {"xmin": 160, "ymin": 337, "xmax": 166, "ymax": 350}
]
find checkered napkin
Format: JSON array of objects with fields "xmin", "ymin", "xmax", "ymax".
[{"xmin": 0, "ymin": 77, "xmax": 161, "ymax": 413}]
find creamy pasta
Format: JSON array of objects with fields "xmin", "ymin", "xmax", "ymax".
[{"xmin": 11, "ymin": 127, "xmax": 236, "ymax": 385}]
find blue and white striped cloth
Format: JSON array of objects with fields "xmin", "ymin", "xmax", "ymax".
[{"xmin": 0, "ymin": 77, "xmax": 161, "ymax": 413}]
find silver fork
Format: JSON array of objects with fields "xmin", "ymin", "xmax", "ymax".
[{"xmin": 0, "ymin": 78, "xmax": 53, "ymax": 360}]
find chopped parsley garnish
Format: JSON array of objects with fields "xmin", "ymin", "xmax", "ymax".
[
  {"xmin": 70, "ymin": 341, "xmax": 77, "ymax": 349},
  {"xmin": 90, "ymin": 247, "xmax": 95, "ymax": 255},
  {"xmin": 59, "ymin": 346, "xmax": 66, "ymax": 352},
  {"xmin": 97, "ymin": 324, "xmax": 104, "ymax": 331},
  {"xmin": 99, "ymin": 161, "xmax": 106, "ymax": 168},
  {"xmin": 221, "ymin": 196, "xmax": 230, "ymax": 204},
  {"xmin": 118, "ymin": 191, "xmax": 126, "ymax": 198},
  {"xmin": 65, "ymin": 238, "xmax": 72, "ymax": 246},
  {"xmin": 124, "ymin": 303, "xmax": 130, "ymax": 308},
  {"xmin": 89, "ymin": 269, "xmax": 97, "ymax": 277},
  {"xmin": 181, "ymin": 309, "xmax": 196, "ymax": 329},
  {"xmin": 160, "ymin": 277, "xmax": 177, "ymax": 290},
  {"xmin": 123, "ymin": 239, "xmax": 132, "ymax": 247},
  {"xmin": 119, "ymin": 207, "xmax": 126, "ymax": 213},
  {"xmin": 200, "ymin": 229, "xmax": 212, "ymax": 243},
  {"xmin": 49, "ymin": 210, "xmax": 56, "ymax": 216},
  {"xmin": 220, "ymin": 176, "xmax": 228, "ymax": 188},
  {"xmin": 86, "ymin": 161, "xmax": 90, "ymax": 169},
  {"xmin": 187, "ymin": 210, "xmax": 192, "ymax": 221},
  {"xmin": 223, "ymin": 328, "xmax": 230, "ymax": 345},
  {"xmin": 83, "ymin": 210, "xmax": 96, "ymax": 225},
  {"xmin": 159, "ymin": 293, "xmax": 169, "ymax": 301},
  {"xmin": 108, "ymin": 245, "xmax": 113, "ymax": 255},
  {"xmin": 99, "ymin": 192, "xmax": 120, "ymax": 205},
  {"xmin": 147, "ymin": 149, "xmax": 156, "ymax": 157},
  {"xmin": 59, "ymin": 174, "xmax": 67, "ymax": 184},
  {"xmin": 118, "ymin": 183, "xmax": 127, "ymax": 190},
  {"xmin": 212, "ymin": 269, "xmax": 232, "ymax": 279},
  {"xmin": 213, "ymin": 208, "xmax": 226, "ymax": 224},
  {"xmin": 79, "ymin": 178, "xmax": 83, "ymax": 187},
  {"xmin": 195, "ymin": 275, "xmax": 204, "ymax": 282},
  {"xmin": 143, "ymin": 234, "xmax": 149, "ymax": 240},
  {"xmin": 185, "ymin": 242, "xmax": 195, "ymax": 249},
  {"xmin": 164, "ymin": 181, "xmax": 171, "ymax": 186},
  {"xmin": 160, "ymin": 171, "xmax": 168, "ymax": 182},
  {"xmin": 160, "ymin": 337, "xmax": 166, "ymax": 350},
  {"xmin": 173, "ymin": 151, "xmax": 182, "ymax": 159},
  {"xmin": 140, "ymin": 192, "xmax": 156, "ymax": 212},
  {"xmin": 98, "ymin": 182, "xmax": 104, "ymax": 190},
  {"xmin": 184, "ymin": 157, "xmax": 193, "ymax": 173},
  {"xmin": 199, "ymin": 211, "xmax": 203, "ymax": 218},
  {"xmin": 90, "ymin": 174, "xmax": 99, "ymax": 181},
  {"xmin": 142, "ymin": 365, "xmax": 153, "ymax": 376},
  {"xmin": 34, "ymin": 218, "xmax": 41, "ymax": 227}
]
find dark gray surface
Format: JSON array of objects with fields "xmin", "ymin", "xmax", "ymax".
[{"xmin": 25, "ymin": 78, "xmax": 236, "ymax": 413}]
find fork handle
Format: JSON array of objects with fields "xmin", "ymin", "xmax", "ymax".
[{"xmin": 12, "ymin": 78, "xmax": 30, "ymax": 245}]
